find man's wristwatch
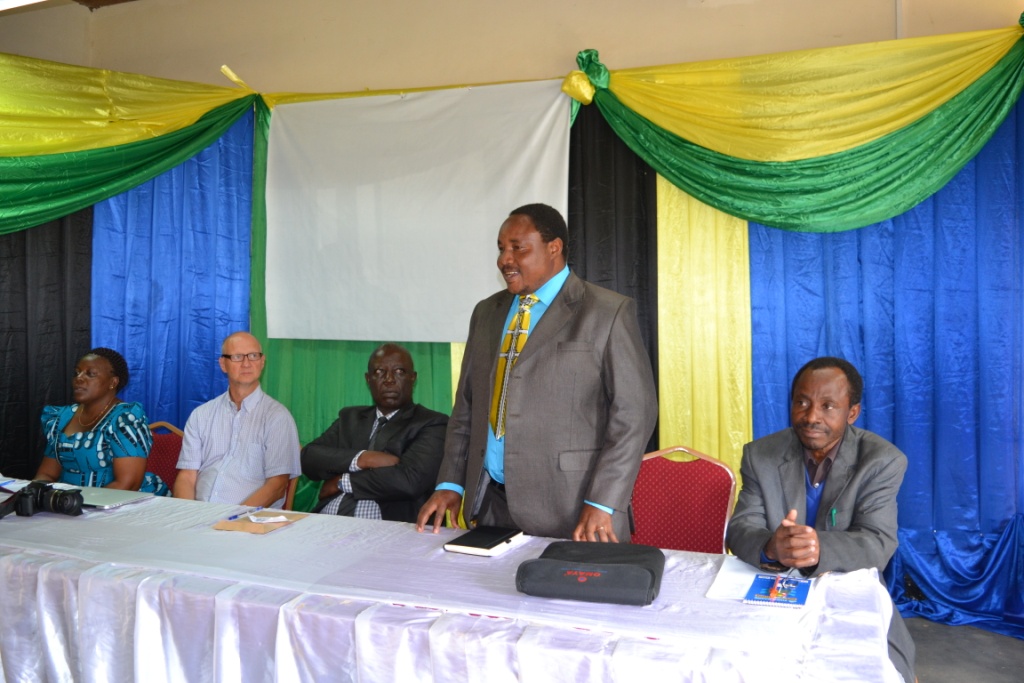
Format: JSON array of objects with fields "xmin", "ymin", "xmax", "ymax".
[
  {"xmin": 759, "ymin": 560, "xmax": 788, "ymax": 572},
  {"xmin": 759, "ymin": 545, "xmax": 787, "ymax": 572}
]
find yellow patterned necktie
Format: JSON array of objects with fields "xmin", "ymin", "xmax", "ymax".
[{"xmin": 489, "ymin": 294, "xmax": 539, "ymax": 438}]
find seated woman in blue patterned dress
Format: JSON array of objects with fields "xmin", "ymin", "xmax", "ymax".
[{"xmin": 33, "ymin": 347, "xmax": 169, "ymax": 496}]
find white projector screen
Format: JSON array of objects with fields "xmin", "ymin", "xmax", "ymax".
[{"xmin": 265, "ymin": 79, "xmax": 570, "ymax": 342}]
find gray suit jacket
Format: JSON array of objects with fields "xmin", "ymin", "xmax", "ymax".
[
  {"xmin": 726, "ymin": 424, "xmax": 907, "ymax": 573},
  {"xmin": 726, "ymin": 424, "xmax": 915, "ymax": 682},
  {"xmin": 437, "ymin": 272, "xmax": 658, "ymax": 539}
]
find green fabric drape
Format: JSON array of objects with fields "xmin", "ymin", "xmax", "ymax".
[
  {"xmin": 585, "ymin": 40, "xmax": 1024, "ymax": 232},
  {"xmin": 593, "ymin": 26, "xmax": 1022, "ymax": 162},
  {"xmin": 0, "ymin": 95, "xmax": 256, "ymax": 234},
  {"xmin": 7, "ymin": 26, "xmax": 1023, "ymax": 237},
  {"xmin": 248, "ymin": 98, "xmax": 454, "ymax": 513}
]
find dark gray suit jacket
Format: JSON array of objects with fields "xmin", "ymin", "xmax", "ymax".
[
  {"xmin": 726, "ymin": 424, "xmax": 915, "ymax": 682},
  {"xmin": 437, "ymin": 272, "xmax": 658, "ymax": 540},
  {"xmin": 302, "ymin": 403, "xmax": 448, "ymax": 522},
  {"xmin": 726, "ymin": 424, "xmax": 906, "ymax": 573}
]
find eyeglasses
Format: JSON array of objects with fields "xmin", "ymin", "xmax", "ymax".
[
  {"xmin": 369, "ymin": 368, "xmax": 410, "ymax": 380},
  {"xmin": 221, "ymin": 352, "xmax": 264, "ymax": 362}
]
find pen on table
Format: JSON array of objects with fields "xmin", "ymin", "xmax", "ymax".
[{"xmin": 226, "ymin": 506, "xmax": 263, "ymax": 521}]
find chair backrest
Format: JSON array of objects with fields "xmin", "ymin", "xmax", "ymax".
[
  {"xmin": 148, "ymin": 421, "xmax": 184, "ymax": 490},
  {"xmin": 630, "ymin": 445, "xmax": 736, "ymax": 553}
]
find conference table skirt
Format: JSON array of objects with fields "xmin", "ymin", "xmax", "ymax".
[{"xmin": 0, "ymin": 496, "xmax": 899, "ymax": 682}]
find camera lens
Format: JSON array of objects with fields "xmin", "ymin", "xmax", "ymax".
[{"xmin": 42, "ymin": 488, "xmax": 84, "ymax": 516}]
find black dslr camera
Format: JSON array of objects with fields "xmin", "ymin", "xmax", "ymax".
[{"xmin": 14, "ymin": 481, "xmax": 84, "ymax": 517}]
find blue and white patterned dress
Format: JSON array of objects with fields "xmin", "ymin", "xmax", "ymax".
[{"xmin": 41, "ymin": 402, "xmax": 169, "ymax": 495}]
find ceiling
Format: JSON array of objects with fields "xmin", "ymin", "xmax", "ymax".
[
  {"xmin": 72, "ymin": 0, "xmax": 137, "ymax": 8},
  {"xmin": 0, "ymin": 0, "xmax": 138, "ymax": 14}
]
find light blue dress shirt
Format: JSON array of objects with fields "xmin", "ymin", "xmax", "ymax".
[{"xmin": 438, "ymin": 266, "xmax": 613, "ymax": 515}]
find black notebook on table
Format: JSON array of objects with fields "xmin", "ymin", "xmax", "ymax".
[{"xmin": 443, "ymin": 525, "xmax": 527, "ymax": 557}]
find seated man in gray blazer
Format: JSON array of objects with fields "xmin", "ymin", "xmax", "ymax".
[
  {"xmin": 726, "ymin": 356, "xmax": 915, "ymax": 683},
  {"xmin": 301, "ymin": 344, "xmax": 448, "ymax": 522}
]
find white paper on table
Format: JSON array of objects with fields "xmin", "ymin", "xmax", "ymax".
[
  {"xmin": 248, "ymin": 515, "xmax": 289, "ymax": 524},
  {"xmin": 705, "ymin": 555, "xmax": 763, "ymax": 600}
]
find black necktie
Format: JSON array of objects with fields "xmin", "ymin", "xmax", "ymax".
[{"xmin": 368, "ymin": 415, "xmax": 388, "ymax": 451}]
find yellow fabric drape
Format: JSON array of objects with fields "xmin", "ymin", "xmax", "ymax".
[
  {"xmin": 0, "ymin": 52, "xmax": 253, "ymax": 156},
  {"xmin": 450, "ymin": 342, "xmax": 465, "ymax": 408},
  {"xmin": 449, "ymin": 341, "xmax": 467, "ymax": 528},
  {"xmin": 10, "ymin": 22, "xmax": 1016, "ymax": 161},
  {"xmin": 656, "ymin": 176, "xmax": 752, "ymax": 480},
  {"xmin": 609, "ymin": 25, "xmax": 1022, "ymax": 162},
  {"xmin": 261, "ymin": 77, "xmax": 546, "ymax": 109}
]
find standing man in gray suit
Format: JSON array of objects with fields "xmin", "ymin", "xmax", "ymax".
[
  {"xmin": 416, "ymin": 203, "xmax": 658, "ymax": 542},
  {"xmin": 726, "ymin": 356, "xmax": 915, "ymax": 683}
]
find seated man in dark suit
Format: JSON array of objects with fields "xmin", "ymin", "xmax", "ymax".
[
  {"xmin": 726, "ymin": 356, "xmax": 915, "ymax": 683},
  {"xmin": 301, "ymin": 343, "xmax": 448, "ymax": 522}
]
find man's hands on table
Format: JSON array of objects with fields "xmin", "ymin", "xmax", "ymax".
[{"xmin": 764, "ymin": 508, "xmax": 820, "ymax": 568}]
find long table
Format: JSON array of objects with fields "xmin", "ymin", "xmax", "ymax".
[{"xmin": 0, "ymin": 495, "xmax": 900, "ymax": 682}]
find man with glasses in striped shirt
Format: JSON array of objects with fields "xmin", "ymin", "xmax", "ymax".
[{"xmin": 173, "ymin": 331, "xmax": 301, "ymax": 508}]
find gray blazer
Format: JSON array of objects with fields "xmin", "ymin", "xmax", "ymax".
[
  {"xmin": 726, "ymin": 424, "xmax": 915, "ymax": 682},
  {"xmin": 727, "ymin": 424, "xmax": 907, "ymax": 573},
  {"xmin": 437, "ymin": 272, "xmax": 658, "ymax": 539}
]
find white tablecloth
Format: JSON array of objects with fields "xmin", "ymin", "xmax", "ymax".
[{"xmin": 0, "ymin": 495, "xmax": 900, "ymax": 682}]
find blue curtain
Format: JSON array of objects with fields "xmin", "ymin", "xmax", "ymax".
[
  {"xmin": 749, "ymin": 101, "xmax": 1024, "ymax": 638},
  {"xmin": 91, "ymin": 110, "xmax": 254, "ymax": 429}
]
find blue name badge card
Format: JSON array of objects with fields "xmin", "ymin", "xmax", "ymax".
[{"xmin": 742, "ymin": 572, "xmax": 812, "ymax": 608}]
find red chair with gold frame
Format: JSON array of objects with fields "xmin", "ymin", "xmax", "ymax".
[
  {"xmin": 630, "ymin": 445, "xmax": 736, "ymax": 553},
  {"xmin": 148, "ymin": 421, "xmax": 183, "ymax": 490}
]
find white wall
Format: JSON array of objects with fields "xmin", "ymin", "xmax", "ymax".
[{"xmin": 0, "ymin": 0, "xmax": 1020, "ymax": 92}]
